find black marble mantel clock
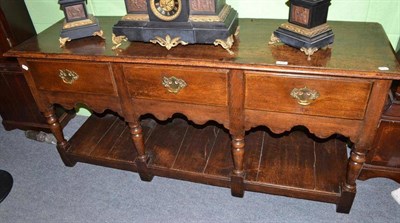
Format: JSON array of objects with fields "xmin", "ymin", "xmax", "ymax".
[
  {"xmin": 58, "ymin": 0, "xmax": 104, "ymax": 47},
  {"xmin": 270, "ymin": 0, "xmax": 334, "ymax": 60},
  {"xmin": 112, "ymin": 0, "xmax": 239, "ymax": 54}
]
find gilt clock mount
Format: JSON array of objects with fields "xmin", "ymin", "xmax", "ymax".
[
  {"xmin": 270, "ymin": 0, "xmax": 334, "ymax": 60},
  {"xmin": 112, "ymin": 0, "xmax": 239, "ymax": 54}
]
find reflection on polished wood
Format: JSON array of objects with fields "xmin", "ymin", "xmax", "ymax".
[{"xmin": 8, "ymin": 18, "xmax": 399, "ymax": 74}]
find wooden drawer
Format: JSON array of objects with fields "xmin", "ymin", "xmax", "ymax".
[
  {"xmin": 123, "ymin": 65, "xmax": 228, "ymax": 106},
  {"xmin": 245, "ymin": 72, "xmax": 372, "ymax": 119},
  {"xmin": 27, "ymin": 60, "xmax": 117, "ymax": 96}
]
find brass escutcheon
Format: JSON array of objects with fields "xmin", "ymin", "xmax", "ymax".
[
  {"xmin": 162, "ymin": 76, "xmax": 187, "ymax": 94},
  {"xmin": 59, "ymin": 69, "xmax": 79, "ymax": 85},
  {"xmin": 290, "ymin": 86, "xmax": 320, "ymax": 106}
]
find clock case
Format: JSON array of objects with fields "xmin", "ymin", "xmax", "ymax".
[
  {"xmin": 273, "ymin": 0, "xmax": 334, "ymax": 53},
  {"xmin": 112, "ymin": 0, "xmax": 238, "ymax": 46},
  {"xmin": 58, "ymin": 0, "xmax": 102, "ymax": 41}
]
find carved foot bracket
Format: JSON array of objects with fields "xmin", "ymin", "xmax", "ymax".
[
  {"xmin": 93, "ymin": 30, "xmax": 105, "ymax": 39},
  {"xmin": 112, "ymin": 34, "xmax": 128, "ymax": 50},
  {"xmin": 322, "ymin": 44, "xmax": 333, "ymax": 50},
  {"xmin": 59, "ymin": 37, "xmax": 71, "ymax": 48},
  {"xmin": 214, "ymin": 35, "xmax": 235, "ymax": 55},
  {"xmin": 150, "ymin": 35, "xmax": 188, "ymax": 50},
  {"xmin": 268, "ymin": 33, "xmax": 281, "ymax": 45},
  {"xmin": 129, "ymin": 122, "xmax": 154, "ymax": 182},
  {"xmin": 301, "ymin": 47, "xmax": 319, "ymax": 61},
  {"xmin": 234, "ymin": 26, "xmax": 240, "ymax": 38},
  {"xmin": 230, "ymin": 136, "xmax": 245, "ymax": 197},
  {"xmin": 43, "ymin": 107, "xmax": 76, "ymax": 167}
]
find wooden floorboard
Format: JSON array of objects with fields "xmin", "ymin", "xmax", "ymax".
[
  {"xmin": 314, "ymin": 138, "xmax": 347, "ymax": 193},
  {"xmin": 107, "ymin": 119, "xmax": 157, "ymax": 162},
  {"xmin": 203, "ymin": 128, "xmax": 233, "ymax": 177},
  {"xmin": 254, "ymin": 130, "xmax": 318, "ymax": 190},
  {"xmin": 68, "ymin": 114, "xmax": 117, "ymax": 156},
  {"xmin": 66, "ymin": 114, "xmax": 137, "ymax": 171},
  {"xmin": 244, "ymin": 130, "xmax": 264, "ymax": 181},
  {"xmin": 172, "ymin": 124, "xmax": 220, "ymax": 173},
  {"xmin": 90, "ymin": 117, "xmax": 127, "ymax": 158},
  {"xmin": 147, "ymin": 118, "xmax": 189, "ymax": 169},
  {"xmin": 107, "ymin": 127, "xmax": 135, "ymax": 162}
]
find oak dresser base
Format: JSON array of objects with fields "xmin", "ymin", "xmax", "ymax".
[{"xmin": 5, "ymin": 18, "xmax": 400, "ymax": 214}]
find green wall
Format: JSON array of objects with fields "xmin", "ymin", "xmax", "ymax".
[{"xmin": 26, "ymin": 0, "xmax": 400, "ymax": 50}]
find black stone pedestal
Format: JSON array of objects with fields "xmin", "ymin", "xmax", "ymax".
[
  {"xmin": 272, "ymin": 23, "xmax": 334, "ymax": 60},
  {"xmin": 60, "ymin": 22, "xmax": 102, "ymax": 40},
  {"xmin": 274, "ymin": 27, "xmax": 334, "ymax": 50},
  {"xmin": 112, "ymin": 8, "xmax": 238, "ymax": 46}
]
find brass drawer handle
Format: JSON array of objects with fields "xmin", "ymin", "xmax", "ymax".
[
  {"xmin": 59, "ymin": 69, "xmax": 79, "ymax": 85},
  {"xmin": 290, "ymin": 86, "xmax": 320, "ymax": 106},
  {"xmin": 162, "ymin": 76, "xmax": 187, "ymax": 94}
]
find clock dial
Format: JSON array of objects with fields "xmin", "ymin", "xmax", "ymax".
[{"xmin": 150, "ymin": 0, "xmax": 182, "ymax": 21}]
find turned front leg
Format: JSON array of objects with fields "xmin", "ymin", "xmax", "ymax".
[
  {"xmin": 43, "ymin": 107, "xmax": 76, "ymax": 167},
  {"xmin": 231, "ymin": 135, "xmax": 245, "ymax": 197},
  {"xmin": 129, "ymin": 122, "xmax": 154, "ymax": 182},
  {"xmin": 337, "ymin": 145, "xmax": 366, "ymax": 213},
  {"xmin": 336, "ymin": 80, "xmax": 391, "ymax": 213},
  {"xmin": 345, "ymin": 148, "xmax": 366, "ymax": 191}
]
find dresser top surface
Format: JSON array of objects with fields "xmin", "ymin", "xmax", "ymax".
[{"xmin": 5, "ymin": 17, "xmax": 400, "ymax": 79}]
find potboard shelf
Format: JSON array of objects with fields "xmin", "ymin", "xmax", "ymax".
[{"xmin": 66, "ymin": 113, "xmax": 348, "ymax": 204}]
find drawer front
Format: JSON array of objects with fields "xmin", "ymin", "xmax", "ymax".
[
  {"xmin": 27, "ymin": 60, "xmax": 117, "ymax": 96},
  {"xmin": 123, "ymin": 65, "xmax": 228, "ymax": 106},
  {"xmin": 245, "ymin": 72, "xmax": 372, "ymax": 119}
]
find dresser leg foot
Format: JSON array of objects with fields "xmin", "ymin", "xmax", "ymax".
[
  {"xmin": 230, "ymin": 172, "xmax": 245, "ymax": 197},
  {"xmin": 136, "ymin": 156, "xmax": 154, "ymax": 182},
  {"xmin": 336, "ymin": 183, "xmax": 356, "ymax": 214},
  {"xmin": 336, "ymin": 146, "xmax": 365, "ymax": 213},
  {"xmin": 129, "ymin": 121, "xmax": 154, "ymax": 182},
  {"xmin": 57, "ymin": 143, "xmax": 76, "ymax": 167},
  {"xmin": 230, "ymin": 136, "xmax": 245, "ymax": 197},
  {"xmin": 43, "ymin": 106, "xmax": 75, "ymax": 167}
]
